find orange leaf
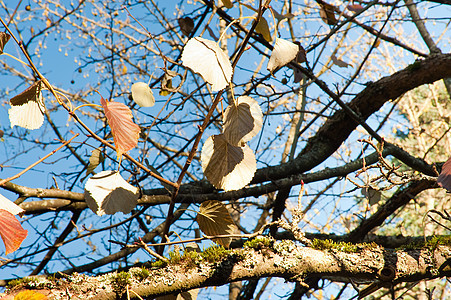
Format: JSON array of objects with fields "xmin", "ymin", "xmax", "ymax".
[
  {"xmin": 100, "ymin": 96, "xmax": 140, "ymax": 158},
  {"xmin": 0, "ymin": 209, "xmax": 28, "ymax": 255},
  {"xmin": 15, "ymin": 290, "xmax": 47, "ymax": 300}
]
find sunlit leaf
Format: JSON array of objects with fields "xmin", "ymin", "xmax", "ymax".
[
  {"xmin": 181, "ymin": 37, "xmax": 233, "ymax": 92},
  {"xmin": 0, "ymin": 32, "xmax": 11, "ymax": 54},
  {"xmin": 201, "ymin": 134, "xmax": 256, "ymax": 191},
  {"xmin": 361, "ymin": 187, "xmax": 382, "ymax": 206},
  {"xmin": 178, "ymin": 17, "xmax": 194, "ymax": 37},
  {"xmin": 267, "ymin": 38, "xmax": 299, "ymax": 74},
  {"xmin": 8, "ymin": 80, "xmax": 45, "ymax": 130},
  {"xmin": 221, "ymin": 0, "xmax": 233, "ymax": 9},
  {"xmin": 271, "ymin": 7, "xmax": 295, "ymax": 23},
  {"xmin": 14, "ymin": 290, "xmax": 47, "ymax": 300},
  {"xmin": 331, "ymin": 54, "xmax": 352, "ymax": 68},
  {"xmin": 0, "ymin": 209, "xmax": 27, "ymax": 255},
  {"xmin": 438, "ymin": 155, "xmax": 451, "ymax": 192},
  {"xmin": 84, "ymin": 171, "xmax": 139, "ymax": 216},
  {"xmin": 319, "ymin": 2, "xmax": 337, "ymax": 25},
  {"xmin": 160, "ymin": 77, "xmax": 173, "ymax": 96},
  {"xmin": 0, "ymin": 193, "xmax": 24, "ymax": 216},
  {"xmin": 85, "ymin": 148, "xmax": 105, "ymax": 176},
  {"xmin": 255, "ymin": 17, "xmax": 272, "ymax": 42},
  {"xmin": 347, "ymin": 4, "xmax": 364, "ymax": 13},
  {"xmin": 196, "ymin": 200, "xmax": 237, "ymax": 248},
  {"xmin": 100, "ymin": 96, "xmax": 140, "ymax": 158},
  {"xmin": 223, "ymin": 96, "xmax": 263, "ymax": 146},
  {"xmin": 131, "ymin": 82, "xmax": 155, "ymax": 107}
]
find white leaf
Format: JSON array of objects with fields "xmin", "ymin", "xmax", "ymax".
[
  {"xmin": 0, "ymin": 194, "xmax": 24, "ymax": 216},
  {"xmin": 223, "ymin": 96, "xmax": 263, "ymax": 146},
  {"xmin": 131, "ymin": 82, "xmax": 155, "ymax": 107},
  {"xmin": 8, "ymin": 81, "xmax": 45, "ymax": 130},
  {"xmin": 84, "ymin": 171, "xmax": 139, "ymax": 216},
  {"xmin": 201, "ymin": 134, "xmax": 256, "ymax": 191},
  {"xmin": 267, "ymin": 38, "xmax": 299, "ymax": 74},
  {"xmin": 181, "ymin": 37, "xmax": 233, "ymax": 91}
]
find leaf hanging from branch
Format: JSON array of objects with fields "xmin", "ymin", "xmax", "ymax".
[
  {"xmin": 196, "ymin": 200, "xmax": 237, "ymax": 248},
  {"xmin": 201, "ymin": 134, "xmax": 256, "ymax": 191},
  {"xmin": 0, "ymin": 209, "xmax": 28, "ymax": 255},
  {"xmin": 100, "ymin": 96, "xmax": 140, "ymax": 158},
  {"xmin": 8, "ymin": 80, "xmax": 45, "ymax": 130},
  {"xmin": 319, "ymin": 2, "xmax": 337, "ymax": 25},
  {"xmin": 267, "ymin": 38, "xmax": 299, "ymax": 74},
  {"xmin": 131, "ymin": 82, "xmax": 155, "ymax": 107},
  {"xmin": 437, "ymin": 155, "xmax": 451, "ymax": 192},
  {"xmin": 84, "ymin": 171, "xmax": 139, "ymax": 216},
  {"xmin": 255, "ymin": 17, "xmax": 272, "ymax": 42},
  {"xmin": 181, "ymin": 37, "xmax": 233, "ymax": 92},
  {"xmin": 0, "ymin": 32, "xmax": 11, "ymax": 54},
  {"xmin": 223, "ymin": 96, "xmax": 263, "ymax": 146},
  {"xmin": 178, "ymin": 17, "xmax": 194, "ymax": 37}
]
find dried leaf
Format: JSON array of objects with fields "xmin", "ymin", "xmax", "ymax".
[
  {"xmin": 85, "ymin": 148, "xmax": 104, "ymax": 176},
  {"xmin": 319, "ymin": 2, "xmax": 337, "ymax": 25},
  {"xmin": 100, "ymin": 96, "xmax": 140, "ymax": 158},
  {"xmin": 181, "ymin": 37, "xmax": 233, "ymax": 92},
  {"xmin": 196, "ymin": 200, "xmax": 237, "ymax": 247},
  {"xmin": 223, "ymin": 96, "xmax": 263, "ymax": 146},
  {"xmin": 201, "ymin": 134, "xmax": 256, "ymax": 191},
  {"xmin": 178, "ymin": 17, "xmax": 194, "ymax": 37},
  {"xmin": 267, "ymin": 38, "xmax": 299, "ymax": 74},
  {"xmin": 8, "ymin": 80, "xmax": 45, "ymax": 130},
  {"xmin": 294, "ymin": 42, "xmax": 307, "ymax": 64},
  {"xmin": 361, "ymin": 187, "xmax": 382, "ymax": 206},
  {"xmin": 0, "ymin": 32, "xmax": 11, "ymax": 54},
  {"xmin": 84, "ymin": 171, "xmax": 139, "ymax": 216},
  {"xmin": 205, "ymin": 25, "xmax": 218, "ymax": 41},
  {"xmin": 331, "ymin": 54, "xmax": 352, "ymax": 68},
  {"xmin": 220, "ymin": 0, "xmax": 233, "ymax": 9},
  {"xmin": 271, "ymin": 7, "xmax": 295, "ymax": 23},
  {"xmin": 255, "ymin": 17, "xmax": 272, "ymax": 42},
  {"xmin": 131, "ymin": 82, "xmax": 155, "ymax": 107},
  {"xmin": 438, "ymin": 156, "xmax": 451, "ymax": 192},
  {"xmin": 347, "ymin": 4, "xmax": 364, "ymax": 13},
  {"xmin": 14, "ymin": 290, "xmax": 47, "ymax": 300},
  {"xmin": 0, "ymin": 193, "xmax": 24, "ymax": 216},
  {"xmin": 160, "ymin": 75, "xmax": 173, "ymax": 96},
  {"xmin": 0, "ymin": 209, "xmax": 28, "ymax": 255}
]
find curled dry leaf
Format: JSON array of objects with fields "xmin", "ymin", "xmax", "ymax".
[
  {"xmin": 0, "ymin": 32, "xmax": 11, "ymax": 54},
  {"xmin": 0, "ymin": 193, "xmax": 25, "ymax": 216},
  {"xmin": 178, "ymin": 16, "xmax": 194, "ymax": 37},
  {"xmin": 0, "ymin": 209, "xmax": 28, "ymax": 255},
  {"xmin": 201, "ymin": 134, "xmax": 256, "ymax": 191},
  {"xmin": 271, "ymin": 7, "xmax": 295, "ymax": 23},
  {"xmin": 100, "ymin": 96, "xmax": 140, "ymax": 158},
  {"xmin": 319, "ymin": 2, "xmax": 337, "ymax": 25},
  {"xmin": 8, "ymin": 80, "xmax": 45, "ymax": 130},
  {"xmin": 223, "ymin": 96, "xmax": 263, "ymax": 146},
  {"xmin": 131, "ymin": 82, "xmax": 155, "ymax": 107},
  {"xmin": 196, "ymin": 200, "xmax": 237, "ymax": 248},
  {"xmin": 84, "ymin": 171, "xmax": 139, "ymax": 216},
  {"xmin": 255, "ymin": 17, "xmax": 272, "ymax": 42},
  {"xmin": 267, "ymin": 38, "xmax": 299, "ymax": 74},
  {"xmin": 361, "ymin": 187, "xmax": 382, "ymax": 206},
  {"xmin": 220, "ymin": 0, "xmax": 233, "ymax": 9},
  {"xmin": 347, "ymin": 4, "xmax": 364, "ymax": 13},
  {"xmin": 181, "ymin": 37, "xmax": 233, "ymax": 92},
  {"xmin": 437, "ymin": 155, "xmax": 451, "ymax": 192},
  {"xmin": 331, "ymin": 54, "xmax": 352, "ymax": 68}
]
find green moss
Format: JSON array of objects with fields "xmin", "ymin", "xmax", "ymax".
[
  {"xmin": 168, "ymin": 248, "xmax": 182, "ymax": 264},
  {"xmin": 201, "ymin": 245, "xmax": 230, "ymax": 263},
  {"xmin": 111, "ymin": 271, "xmax": 131, "ymax": 294},
  {"xmin": 7, "ymin": 277, "xmax": 39, "ymax": 289},
  {"xmin": 151, "ymin": 259, "xmax": 167, "ymax": 268},
  {"xmin": 134, "ymin": 266, "xmax": 150, "ymax": 281},
  {"xmin": 406, "ymin": 60, "xmax": 422, "ymax": 72},
  {"xmin": 311, "ymin": 239, "xmax": 377, "ymax": 253},
  {"xmin": 244, "ymin": 236, "xmax": 273, "ymax": 250},
  {"xmin": 401, "ymin": 235, "xmax": 451, "ymax": 251}
]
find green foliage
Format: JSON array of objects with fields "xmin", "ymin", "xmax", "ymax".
[
  {"xmin": 201, "ymin": 245, "xmax": 231, "ymax": 263},
  {"xmin": 111, "ymin": 271, "xmax": 131, "ymax": 294},
  {"xmin": 151, "ymin": 259, "xmax": 167, "ymax": 269},
  {"xmin": 311, "ymin": 239, "xmax": 378, "ymax": 253},
  {"xmin": 7, "ymin": 277, "xmax": 39, "ymax": 289},
  {"xmin": 243, "ymin": 236, "xmax": 274, "ymax": 250},
  {"xmin": 401, "ymin": 236, "xmax": 451, "ymax": 251},
  {"xmin": 133, "ymin": 266, "xmax": 150, "ymax": 281}
]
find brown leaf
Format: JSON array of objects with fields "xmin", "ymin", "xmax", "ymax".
[
  {"xmin": 438, "ymin": 155, "xmax": 451, "ymax": 192},
  {"xmin": 178, "ymin": 17, "xmax": 194, "ymax": 37},
  {"xmin": 223, "ymin": 96, "xmax": 263, "ymax": 146},
  {"xmin": 8, "ymin": 80, "xmax": 45, "ymax": 129},
  {"xmin": 85, "ymin": 148, "xmax": 104, "ymax": 176},
  {"xmin": 100, "ymin": 96, "xmax": 140, "ymax": 158},
  {"xmin": 201, "ymin": 134, "xmax": 256, "ymax": 191},
  {"xmin": 255, "ymin": 17, "xmax": 272, "ymax": 42},
  {"xmin": 319, "ymin": 2, "xmax": 337, "ymax": 25},
  {"xmin": 0, "ymin": 209, "xmax": 28, "ymax": 255},
  {"xmin": 196, "ymin": 200, "xmax": 237, "ymax": 247},
  {"xmin": 0, "ymin": 32, "xmax": 11, "ymax": 54}
]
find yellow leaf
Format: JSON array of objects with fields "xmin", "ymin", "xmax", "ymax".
[{"xmin": 14, "ymin": 290, "xmax": 47, "ymax": 300}]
